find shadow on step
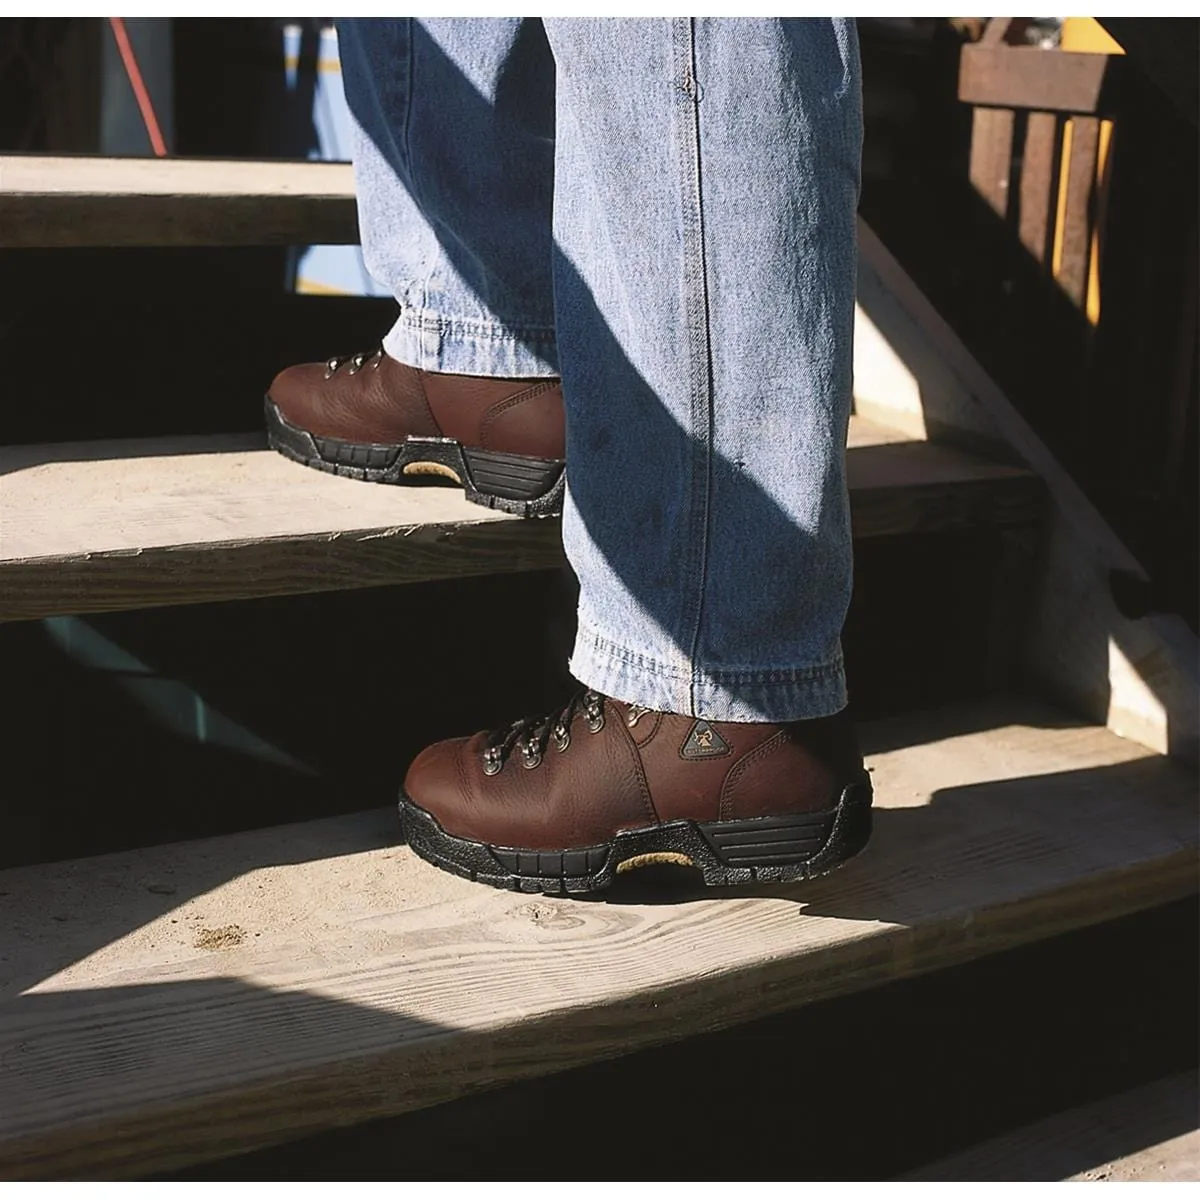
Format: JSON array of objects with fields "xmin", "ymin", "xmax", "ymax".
[
  {"xmin": 1, "ymin": 746, "xmax": 1193, "ymax": 1179},
  {"xmin": 900, "ymin": 1070, "xmax": 1200, "ymax": 1181},
  {"xmin": 0, "ymin": 433, "xmax": 267, "ymax": 476},
  {"xmin": 3, "ymin": 888, "xmax": 1195, "ymax": 1180},
  {"xmin": 602, "ymin": 749, "xmax": 1196, "ymax": 908},
  {"xmin": 0, "ymin": 973, "xmax": 458, "ymax": 1179}
]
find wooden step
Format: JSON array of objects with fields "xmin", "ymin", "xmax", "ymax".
[
  {"xmin": 0, "ymin": 698, "xmax": 1192, "ymax": 1177},
  {"xmin": 0, "ymin": 157, "xmax": 357, "ymax": 248},
  {"xmin": 903, "ymin": 1072, "xmax": 1199, "ymax": 1182},
  {"xmin": 0, "ymin": 416, "xmax": 1040, "ymax": 621}
]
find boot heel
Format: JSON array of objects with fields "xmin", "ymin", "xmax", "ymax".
[
  {"xmin": 462, "ymin": 447, "xmax": 565, "ymax": 517},
  {"xmin": 697, "ymin": 777, "xmax": 873, "ymax": 879}
]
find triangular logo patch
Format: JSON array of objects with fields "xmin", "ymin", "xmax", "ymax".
[{"xmin": 680, "ymin": 720, "xmax": 731, "ymax": 760}]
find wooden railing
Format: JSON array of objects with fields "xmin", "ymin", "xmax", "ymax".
[{"xmin": 959, "ymin": 17, "xmax": 1124, "ymax": 317}]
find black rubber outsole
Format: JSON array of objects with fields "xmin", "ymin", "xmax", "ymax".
[
  {"xmin": 398, "ymin": 776, "xmax": 873, "ymax": 896},
  {"xmin": 265, "ymin": 397, "xmax": 566, "ymax": 519}
]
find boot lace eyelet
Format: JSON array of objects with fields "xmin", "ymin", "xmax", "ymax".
[
  {"xmin": 323, "ymin": 348, "xmax": 381, "ymax": 380},
  {"xmin": 481, "ymin": 688, "xmax": 605, "ymax": 774},
  {"xmin": 583, "ymin": 694, "xmax": 606, "ymax": 733}
]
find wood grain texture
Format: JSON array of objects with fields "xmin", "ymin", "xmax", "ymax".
[
  {"xmin": 0, "ymin": 435, "xmax": 563, "ymax": 619},
  {"xmin": 1019, "ymin": 112, "xmax": 1060, "ymax": 264},
  {"xmin": 0, "ymin": 157, "xmax": 358, "ymax": 247},
  {"xmin": 969, "ymin": 107, "xmax": 1015, "ymax": 220},
  {"xmin": 959, "ymin": 45, "xmax": 1122, "ymax": 116},
  {"xmin": 0, "ymin": 699, "xmax": 1193, "ymax": 1178},
  {"xmin": 0, "ymin": 419, "xmax": 1040, "ymax": 621},
  {"xmin": 1057, "ymin": 117, "xmax": 1101, "ymax": 307}
]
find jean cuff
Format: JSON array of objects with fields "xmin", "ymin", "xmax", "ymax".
[
  {"xmin": 384, "ymin": 307, "xmax": 559, "ymax": 377},
  {"xmin": 569, "ymin": 622, "xmax": 848, "ymax": 722}
]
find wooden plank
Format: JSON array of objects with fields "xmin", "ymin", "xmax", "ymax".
[
  {"xmin": 1056, "ymin": 116, "xmax": 1101, "ymax": 308},
  {"xmin": 980, "ymin": 17, "xmax": 1014, "ymax": 46},
  {"xmin": 0, "ymin": 435, "xmax": 563, "ymax": 619},
  {"xmin": 0, "ymin": 419, "xmax": 1040, "ymax": 621},
  {"xmin": 1018, "ymin": 111, "xmax": 1060, "ymax": 264},
  {"xmin": 959, "ymin": 45, "xmax": 1123, "ymax": 116},
  {"xmin": 904, "ymin": 1072, "xmax": 1199, "ymax": 1181},
  {"xmin": 0, "ymin": 157, "xmax": 358, "ymax": 247},
  {"xmin": 0, "ymin": 698, "xmax": 1193, "ymax": 1178},
  {"xmin": 969, "ymin": 107, "xmax": 1015, "ymax": 220}
]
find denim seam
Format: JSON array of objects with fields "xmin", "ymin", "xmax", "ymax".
[
  {"xmin": 674, "ymin": 16, "xmax": 716, "ymax": 713},
  {"xmin": 395, "ymin": 309, "xmax": 557, "ymax": 345},
  {"xmin": 703, "ymin": 659, "xmax": 845, "ymax": 685},
  {"xmin": 401, "ymin": 19, "xmax": 415, "ymax": 188},
  {"xmin": 578, "ymin": 625, "xmax": 843, "ymax": 687},
  {"xmin": 578, "ymin": 628, "xmax": 691, "ymax": 681},
  {"xmin": 399, "ymin": 22, "xmax": 427, "ymax": 318}
]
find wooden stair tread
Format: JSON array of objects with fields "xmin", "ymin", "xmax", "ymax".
[
  {"xmin": 0, "ymin": 156, "xmax": 358, "ymax": 247},
  {"xmin": 903, "ymin": 1072, "xmax": 1199, "ymax": 1181},
  {"xmin": 0, "ymin": 697, "xmax": 1193, "ymax": 1177},
  {"xmin": 0, "ymin": 416, "xmax": 1040, "ymax": 620}
]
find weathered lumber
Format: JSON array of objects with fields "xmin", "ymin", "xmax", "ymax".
[
  {"xmin": 0, "ymin": 698, "xmax": 1193, "ymax": 1178},
  {"xmin": 0, "ymin": 157, "xmax": 358, "ymax": 247},
  {"xmin": 959, "ymin": 44, "xmax": 1123, "ymax": 116},
  {"xmin": 0, "ymin": 419, "xmax": 1040, "ymax": 621}
]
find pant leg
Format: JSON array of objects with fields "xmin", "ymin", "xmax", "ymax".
[
  {"xmin": 336, "ymin": 18, "xmax": 559, "ymax": 376},
  {"xmin": 544, "ymin": 18, "xmax": 862, "ymax": 721}
]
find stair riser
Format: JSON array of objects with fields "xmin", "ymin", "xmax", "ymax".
[{"xmin": 0, "ymin": 524, "xmax": 1040, "ymax": 871}]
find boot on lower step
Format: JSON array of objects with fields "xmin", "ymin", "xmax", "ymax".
[
  {"xmin": 265, "ymin": 348, "xmax": 565, "ymax": 518},
  {"xmin": 400, "ymin": 689, "xmax": 873, "ymax": 895}
]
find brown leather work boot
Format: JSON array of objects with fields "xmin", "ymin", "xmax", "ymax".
[
  {"xmin": 265, "ymin": 348, "xmax": 566, "ymax": 517},
  {"xmin": 400, "ymin": 689, "xmax": 872, "ymax": 895}
]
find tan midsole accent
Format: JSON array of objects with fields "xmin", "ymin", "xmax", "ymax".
[
  {"xmin": 402, "ymin": 461, "xmax": 462, "ymax": 483},
  {"xmin": 615, "ymin": 852, "xmax": 696, "ymax": 874}
]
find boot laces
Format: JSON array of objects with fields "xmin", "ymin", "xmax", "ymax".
[
  {"xmin": 482, "ymin": 689, "xmax": 606, "ymax": 775},
  {"xmin": 323, "ymin": 347, "xmax": 383, "ymax": 379}
]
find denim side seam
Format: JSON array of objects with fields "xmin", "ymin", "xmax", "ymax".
[{"xmin": 673, "ymin": 16, "xmax": 719, "ymax": 716}]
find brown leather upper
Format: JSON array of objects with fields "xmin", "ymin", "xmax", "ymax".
[
  {"xmin": 268, "ymin": 351, "xmax": 565, "ymax": 460},
  {"xmin": 404, "ymin": 695, "xmax": 864, "ymax": 851}
]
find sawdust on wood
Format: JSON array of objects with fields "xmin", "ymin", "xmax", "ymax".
[{"xmin": 193, "ymin": 925, "xmax": 246, "ymax": 951}]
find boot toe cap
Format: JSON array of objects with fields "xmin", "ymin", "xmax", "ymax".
[
  {"xmin": 404, "ymin": 736, "xmax": 478, "ymax": 835},
  {"xmin": 266, "ymin": 361, "xmax": 329, "ymax": 429}
]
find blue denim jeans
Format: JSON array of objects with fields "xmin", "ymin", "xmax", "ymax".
[{"xmin": 337, "ymin": 18, "xmax": 862, "ymax": 722}]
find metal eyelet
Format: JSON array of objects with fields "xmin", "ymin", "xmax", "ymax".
[
  {"xmin": 482, "ymin": 747, "xmax": 503, "ymax": 776},
  {"xmin": 582, "ymin": 693, "xmax": 605, "ymax": 733},
  {"xmin": 552, "ymin": 725, "xmax": 570, "ymax": 753},
  {"xmin": 347, "ymin": 353, "xmax": 367, "ymax": 375},
  {"xmin": 626, "ymin": 703, "xmax": 652, "ymax": 728},
  {"xmin": 520, "ymin": 742, "xmax": 543, "ymax": 769}
]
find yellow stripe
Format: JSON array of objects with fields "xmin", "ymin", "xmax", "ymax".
[{"xmin": 295, "ymin": 278, "xmax": 354, "ymax": 296}]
